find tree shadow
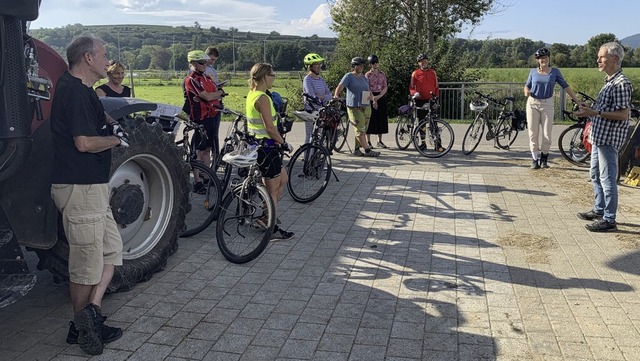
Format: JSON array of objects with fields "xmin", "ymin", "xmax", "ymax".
[{"xmin": 607, "ymin": 249, "xmax": 640, "ymax": 276}]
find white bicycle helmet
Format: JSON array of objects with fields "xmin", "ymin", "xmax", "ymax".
[
  {"xmin": 293, "ymin": 110, "xmax": 319, "ymax": 123},
  {"xmin": 222, "ymin": 147, "xmax": 258, "ymax": 168},
  {"xmin": 469, "ymin": 100, "xmax": 489, "ymax": 112}
]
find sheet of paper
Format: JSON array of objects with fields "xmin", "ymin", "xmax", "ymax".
[{"xmin": 361, "ymin": 90, "xmax": 371, "ymax": 102}]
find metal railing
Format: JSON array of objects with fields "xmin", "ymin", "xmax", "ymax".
[{"xmin": 439, "ymin": 82, "xmax": 571, "ymax": 121}]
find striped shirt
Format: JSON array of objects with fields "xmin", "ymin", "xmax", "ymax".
[
  {"xmin": 303, "ymin": 74, "xmax": 331, "ymax": 111},
  {"xmin": 589, "ymin": 70, "xmax": 633, "ymax": 150}
]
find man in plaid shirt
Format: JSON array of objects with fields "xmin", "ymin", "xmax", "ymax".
[{"xmin": 575, "ymin": 42, "xmax": 633, "ymax": 232}]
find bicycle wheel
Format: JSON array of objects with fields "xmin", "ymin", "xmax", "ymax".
[
  {"xmin": 558, "ymin": 123, "xmax": 590, "ymax": 167},
  {"xmin": 333, "ymin": 110, "xmax": 349, "ymax": 152},
  {"xmin": 395, "ymin": 114, "xmax": 414, "ymax": 150},
  {"xmin": 181, "ymin": 162, "xmax": 222, "ymax": 238},
  {"xmin": 320, "ymin": 126, "xmax": 334, "ymax": 154},
  {"xmin": 495, "ymin": 118, "xmax": 518, "ymax": 149},
  {"xmin": 462, "ymin": 115, "xmax": 485, "ymax": 155},
  {"xmin": 287, "ymin": 144, "xmax": 332, "ymax": 203},
  {"xmin": 216, "ymin": 183, "xmax": 274, "ymax": 264},
  {"xmin": 412, "ymin": 118, "xmax": 454, "ymax": 158}
]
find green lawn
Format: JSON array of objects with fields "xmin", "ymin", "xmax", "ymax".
[{"xmin": 477, "ymin": 68, "xmax": 640, "ymax": 100}]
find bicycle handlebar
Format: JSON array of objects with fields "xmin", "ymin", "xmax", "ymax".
[
  {"xmin": 213, "ymin": 104, "xmax": 245, "ymax": 117},
  {"xmin": 577, "ymin": 91, "xmax": 596, "ymax": 103},
  {"xmin": 473, "ymin": 91, "xmax": 513, "ymax": 107}
]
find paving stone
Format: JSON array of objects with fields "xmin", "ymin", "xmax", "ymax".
[{"xmin": 5, "ymin": 124, "xmax": 640, "ymax": 361}]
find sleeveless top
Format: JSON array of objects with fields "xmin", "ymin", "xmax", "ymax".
[
  {"xmin": 96, "ymin": 84, "xmax": 131, "ymax": 97},
  {"xmin": 246, "ymin": 90, "xmax": 276, "ymax": 139}
]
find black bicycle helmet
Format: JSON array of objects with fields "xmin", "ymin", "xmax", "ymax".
[
  {"xmin": 367, "ymin": 54, "xmax": 379, "ymax": 64},
  {"xmin": 416, "ymin": 53, "xmax": 429, "ymax": 62},
  {"xmin": 534, "ymin": 48, "xmax": 550, "ymax": 58},
  {"xmin": 351, "ymin": 57, "xmax": 366, "ymax": 66}
]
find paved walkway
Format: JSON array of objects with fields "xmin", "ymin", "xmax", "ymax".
[{"xmin": 1, "ymin": 123, "xmax": 640, "ymax": 360}]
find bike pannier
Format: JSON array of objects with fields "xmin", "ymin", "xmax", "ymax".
[{"xmin": 512, "ymin": 110, "xmax": 527, "ymax": 131}]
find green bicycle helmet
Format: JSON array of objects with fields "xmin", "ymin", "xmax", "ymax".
[{"xmin": 304, "ymin": 53, "xmax": 325, "ymax": 65}]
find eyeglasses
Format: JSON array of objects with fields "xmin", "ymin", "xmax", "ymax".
[{"xmin": 197, "ymin": 61, "xmax": 207, "ymax": 65}]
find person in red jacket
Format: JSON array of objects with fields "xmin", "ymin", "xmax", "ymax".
[
  {"xmin": 409, "ymin": 53, "xmax": 439, "ymax": 120},
  {"xmin": 184, "ymin": 50, "xmax": 225, "ymax": 193}
]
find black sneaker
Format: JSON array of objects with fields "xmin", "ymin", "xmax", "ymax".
[
  {"xmin": 531, "ymin": 159, "xmax": 540, "ymax": 169},
  {"xmin": 576, "ymin": 210, "xmax": 603, "ymax": 221},
  {"xmin": 67, "ymin": 318, "xmax": 123, "ymax": 345},
  {"xmin": 364, "ymin": 149, "xmax": 380, "ymax": 157},
  {"xmin": 74, "ymin": 304, "xmax": 103, "ymax": 355},
  {"xmin": 585, "ymin": 219, "xmax": 617, "ymax": 232},
  {"xmin": 270, "ymin": 226, "xmax": 294, "ymax": 241}
]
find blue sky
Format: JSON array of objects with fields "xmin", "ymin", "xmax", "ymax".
[{"xmin": 30, "ymin": 0, "xmax": 639, "ymax": 45}]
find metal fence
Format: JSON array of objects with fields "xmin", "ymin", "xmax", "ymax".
[{"xmin": 439, "ymin": 82, "xmax": 572, "ymax": 121}]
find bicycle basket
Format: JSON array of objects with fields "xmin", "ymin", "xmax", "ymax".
[
  {"xmin": 277, "ymin": 113, "xmax": 294, "ymax": 134},
  {"xmin": 511, "ymin": 110, "xmax": 527, "ymax": 131},
  {"xmin": 398, "ymin": 104, "xmax": 413, "ymax": 114},
  {"xmin": 469, "ymin": 100, "xmax": 488, "ymax": 112}
]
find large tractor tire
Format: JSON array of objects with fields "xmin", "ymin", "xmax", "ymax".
[{"xmin": 35, "ymin": 121, "xmax": 190, "ymax": 292}]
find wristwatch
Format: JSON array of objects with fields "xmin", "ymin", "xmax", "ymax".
[{"xmin": 598, "ymin": 110, "xmax": 602, "ymax": 116}]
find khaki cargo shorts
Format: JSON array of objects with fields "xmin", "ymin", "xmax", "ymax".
[
  {"xmin": 347, "ymin": 106, "xmax": 371, "ymax": 137},
  {"xmin": 51, "ymin": 184, "xmax": 123, "ymax": 285}
]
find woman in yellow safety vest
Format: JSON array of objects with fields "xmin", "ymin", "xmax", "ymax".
[{"xmin": 245, "ymin": 63, "xmax": 294, "ymax": 241}]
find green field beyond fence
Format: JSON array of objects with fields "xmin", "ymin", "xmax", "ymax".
[{"xmin": 104, "ymin": 68, "xmax": 640, "ymax": 122}]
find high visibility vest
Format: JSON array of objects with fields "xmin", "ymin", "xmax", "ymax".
[{"xmin": 246, "ymin": 90, "xmax": 276, "ymax": 139}]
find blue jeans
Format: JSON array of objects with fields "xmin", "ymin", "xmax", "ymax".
[{"xmin": 590, "ymin": 144, "xmax": 619, "ymax": 223}]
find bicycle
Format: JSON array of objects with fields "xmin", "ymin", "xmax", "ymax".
[
  {"xmin": 216, "ymin": 134, "xmax": 282, "ymax": 264},
  {"xmin": 213, "ymin": 106, "xmax": 247, "ymax": 191},
  {"xmin": 395, "ymin": 94, "xmax": 454, "ymax": 157},
  {"xmin": 288, "ymin": 97, "xmax": 340, "ymax": 203},
  {"xmin": 559, "ymin": 92, "xmax": 640, "ymax": 179},
  {"xmin": 174, "ymin": 114, "xmax": 222, "ymax": 238},
  {"xmin": 557, "ymin": 91, "xmax": 596, "ymax": 167},
  {"xmin": 296, "ymin": 94, "xmax": 344, "ymax": 151},
  {"xmin": 333, "ymin": 100, "xmax": 350, "ymax": 152},
  {"xmin": 410, "ymin": 95, "xmax": 455, "ymax": 157},
  {"xmin": 462, "ymin": 91, "xmax": 525, "ymax": 155}
]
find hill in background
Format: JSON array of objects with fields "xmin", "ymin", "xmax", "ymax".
[{"xmin": 621, "ymin": 33, "xmax": 640, "ymax": 49}]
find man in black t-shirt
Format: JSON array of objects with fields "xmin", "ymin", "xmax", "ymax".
[{"xmin": 50, "ymin": 35, "xmax": 128, "ymax": 355}]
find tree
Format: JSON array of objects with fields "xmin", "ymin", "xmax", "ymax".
[
  {"xmin": 328, "ymin": 0, "xmax": 502, "ymax": 115},
  {"xmin": 583, "ymin": 33, "xmax": 618, "ymax": 67}
]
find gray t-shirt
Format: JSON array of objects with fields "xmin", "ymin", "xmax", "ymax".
[{"xmin": 339, "ymin": 72, "xmax": 370, "ymax": 107}]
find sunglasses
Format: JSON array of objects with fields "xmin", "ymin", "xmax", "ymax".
[
  {"xmin": 267, "ymin": 73, "xmax": 276, "ymax": 78},
  {"xmin": 197, "ymin": 60, "xmax": 207, "ymax": 65}
]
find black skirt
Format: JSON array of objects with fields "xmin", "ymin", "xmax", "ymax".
[{"xmin": 367, "ymin": 92, "xmax": 388, "ymax": 134}]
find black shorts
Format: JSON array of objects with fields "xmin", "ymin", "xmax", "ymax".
[
  {"xmin": 257, "ymin": 147, "xmax": 283, "ymax": 179},
  {"xmin": 192, "ymin": 114, "xmax": 221, "ymax": 151}
]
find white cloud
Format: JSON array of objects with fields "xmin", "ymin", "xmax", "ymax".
[
  {"xmin": 112, "ymin": 0, "xmax": 160, "ymax": 11},
  {"xmin": 33, "ymin": 1, "xmax": 336, "ymax": 38},
  {"xmin": 279, "ymin": 4, "xmax": 334, "ymax": 37}
]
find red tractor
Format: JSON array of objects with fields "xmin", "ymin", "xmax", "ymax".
[{"xmin": 0, "ymin": 1, "xmax": 190, "ymax": 307}]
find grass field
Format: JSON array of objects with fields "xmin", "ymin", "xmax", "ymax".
[
  {"xmin": 477, "ymin": 68, "xmax": 640, "ymax": 100},
  {"xmin": 127, "ymin": 76, "xmax": 299, "ymax": 115},
  {"xmin": 104, "ymin": 68, "xmax": 640, "ymax": 121}
]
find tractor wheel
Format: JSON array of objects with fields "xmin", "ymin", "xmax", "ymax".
[{"xmin": 35, "ymin": 121, "xmax": 190, "ymax": 292}]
